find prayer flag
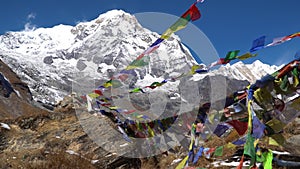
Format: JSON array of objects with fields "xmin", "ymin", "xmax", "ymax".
[
  {"xmin": 193, "ymin": 146, "xmax": 204, "ymax": 164},
  {"xmin": 225, "ymin": 50, "xmax": 240, "ymax": 61},
  {"xmin": 244, "ymin": 134, "xmax": 256, "ymax": 165},
  {"xmin": 213, "ymin": 124, "xmax": 229, "ymax": 137},
  {"xmin": 128, "ymin": 3, "xmax": 201, "ymax": 69},
  {"xmin": 250, "ymin": 36, "xmax": 266, "ymax": 52},
  {"xmin": 237, "ymin": 53, "xmax": 258, "ymax": 60},
  {"xmin": 214, "ymin": 146, "xmax": 224, "ymax": 157},
  {"xmin": 262, "ymin": 150, "xmax": 273, "ymax": 169},
  {"xmin": 175, "ymin": 155, "xmax": 189, "ymax": 169},
  {"xmin": 126, "ymin": 56, "xmax": 150, "ymax": 70},
  {"xmin": 252, "ymin": 115, "xmax": 265, "ymax": 139},
  {"xmin": 227, "ymin": 120, "xmax": 248, "ymax": 136},
  {"xmin": 161, "ymin": 3, "xmax": 200, "ymax": 39}
]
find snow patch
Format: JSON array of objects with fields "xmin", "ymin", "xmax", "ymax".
[{"xmin": 0, "ymin": 123, "xmax": 11, "ymax": 130}]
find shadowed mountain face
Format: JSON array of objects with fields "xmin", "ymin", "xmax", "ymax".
[{"xmin": 0, "ymin": 59, "xmax": 36, "ymax": 119}]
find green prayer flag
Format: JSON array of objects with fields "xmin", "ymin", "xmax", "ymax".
[
  {"xmin": 126, "ymin": 56, "xmax": 150, "ymax": 70},
  {"xmin": 214, "ymin": 146, "xmax": 223, "ymax": 157},
  {"xmin": 130, "ymin": 88, "xmax": 142, "ymax": 93},
  {"xmin": 103, "ymin": 79, "xmax": 112, "ymax": 88},
  {"xmin": 225, "ymin": 50, "xmax": 240, "ymax": 61},
  {"xmin": 292, "ymin": 67, "xmax": 300, "ymax": 87},
  {"xmin": 280, "ymin": 75, "xmax": 289, "ymax": 91},
  {"xmin": 262, "ymin": 150, "xmax": 273, "ymax": 169},
  {"xmin": 244, "ymin": 134, "xmax": 256, "ymax": 165},
  {"xmin": 111, "ymin": 79, "xmax": 123, "ymax": 88}
]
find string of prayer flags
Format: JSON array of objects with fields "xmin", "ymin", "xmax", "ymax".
[
  {"xmin": 126, "ymin": 2, "xmax": 201, "ymax": 70},
  {"xmin": 161, "ymin": 3, "xmax": 201, "ymax": 40},
  {"xmin": 130, "ymin": 87, "xmax": 145, "ymax": 93},
  {"xmin": 117, "ymin": 126, "xmax": 132, "ymax": 143}
]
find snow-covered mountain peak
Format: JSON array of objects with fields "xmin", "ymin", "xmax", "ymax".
[
  {"xmin": 96, "ymin": 9, "xmax": 132, "ymax": 20},
  {"xmin": 0, "ymin": 9, "xmax": 196, "ymax": 104},
  {"xmin": 212, "ymin": 60, "xmax": 280, "ymax": 83}
]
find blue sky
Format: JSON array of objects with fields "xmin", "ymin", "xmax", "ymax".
[{"xmin": 1, "ymin": 0, "xmax": 300, "ymax": 66}]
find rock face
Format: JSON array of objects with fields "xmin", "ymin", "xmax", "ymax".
[
  {"xmin": 0, "ymin": 60, "xmax": 142, "ymax": 168},
  {"xmin": 0, "ymin": 59, "xmax": 36, "ymax": 119}
]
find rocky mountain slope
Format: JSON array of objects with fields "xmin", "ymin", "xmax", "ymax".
[
  {"xmin": 0, "ymin": 59, "xmax": 41, "ymax": 119},
  {"xmin": 1, "ymin": 89, "xmax": 300, "ymax": 169},
  {"xmin": 1, "ymin": 54, "xmax": 300, "ymax": 168}
]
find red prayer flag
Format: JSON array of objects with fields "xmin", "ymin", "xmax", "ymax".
[
  {"xmin": 227, "ymin": 120, "xmax": 248, "ymax": 136},
  {"xmin": 218, "ymin": 58, "xmax": 230, "ymax": 65},
  {"xmin": 94, "ymin": 89, "xmax": 103, "ymax": 96},
  {"xmin": 181, "ymin": 4, "xmax": 201, "ymax": 21}
]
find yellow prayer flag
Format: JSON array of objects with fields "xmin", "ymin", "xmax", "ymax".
[
  {"xmin": 161, "ymin": 18, "xmax": 189, "ymax": 39},
  {"xmin": 237, "ymin": 53, "xmax": 258, "ymax": 60},
  {"xmin": 175, "ymin": 155, "xmax": 189, "ymax": 169},
  {"xmin": 88, "ymin": 93, "xmax": 100, "ymax": 99},
  {"xmin": 109, "ymin": 106, "xmax": 118, "ymax": 110},
  {"xmin": 225, "ymin": 142, "xmax": 236, "ymax": 149},
  {"xmin": 266, "ymin": 119, "xmax": 285, "ymax": 133}
]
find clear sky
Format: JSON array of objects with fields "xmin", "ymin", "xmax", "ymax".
[{"xmin": 1, "ymin": 0, "xmax": 300, "ymax": 66}]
